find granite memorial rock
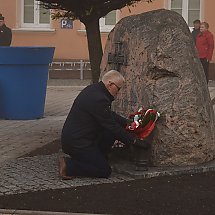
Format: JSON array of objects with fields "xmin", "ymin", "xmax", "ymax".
[{"xmin": 100, "ymin": 9, "xmax": 215, "ymax": 166}]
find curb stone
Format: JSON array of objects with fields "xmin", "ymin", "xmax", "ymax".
[
  {"xmin": 113, "ymin": 159, "xmax": 215, "ymax": 178},
  {"xmin": 0, "ymin": 209, "xmax": 105, "ymax": 215}
]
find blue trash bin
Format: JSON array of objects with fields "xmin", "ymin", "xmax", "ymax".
[{"xmin": 0, "ymin": 46, "xmax": 55, "ymax": 120}]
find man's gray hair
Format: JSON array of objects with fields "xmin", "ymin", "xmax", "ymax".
[{"xmin": 102, "ymin": 70, "xmax": 125, "ymax": 83}]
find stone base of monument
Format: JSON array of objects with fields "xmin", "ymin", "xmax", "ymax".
[{"xmin": 111, "ymin": 157, "xmax": 215, "ymax": 179}]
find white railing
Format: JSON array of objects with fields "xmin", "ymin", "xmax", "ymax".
[{"xmin": 49, "ymin": 60, "xmax": 91, "ymax": 80}]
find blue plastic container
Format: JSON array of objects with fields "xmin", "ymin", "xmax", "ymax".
[{"xmin": 0, "ymin": 47, "xmax": 55, "ymax": 120}]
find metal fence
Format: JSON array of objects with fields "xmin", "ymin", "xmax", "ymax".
[{"xmin": 49, "ymin": 60, "xmax": 91, "ymax": 80}]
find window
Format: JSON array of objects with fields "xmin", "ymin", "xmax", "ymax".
[
  {"xmin": 21, "ymin": 0, "xmax": 51, "ymax": 28},
  {"xmin": 100, "ymin": 10, "xmax": 117, "ymax": 32},
  {"xmin": 169, "ymin": 0, "xmax": 201, "ymax": 27}
]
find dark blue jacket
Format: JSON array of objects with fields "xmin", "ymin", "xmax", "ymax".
[
  {"xmin": 61, "ymin": 81, "xmax": 135, "ymax": 150},
  {"xmin": 0, "ymin": 24, "xmax": 12, "ymax": 46}
]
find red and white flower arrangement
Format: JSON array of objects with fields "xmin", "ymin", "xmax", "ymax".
[{"xmin": 126, "ymin": 107, "xmax": 160, "ymax": 139}]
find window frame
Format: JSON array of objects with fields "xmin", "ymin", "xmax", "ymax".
[
  {"xmin": 167, "ymin": 0, "xmax": 203, "ymax": 29},
  {"xmin": 20, "ymin": 0, "xmax": 51, "ymax": 29},
  {"xmin": 99, "ymin": 10, "xmax": 118, "ymax": 32},
  {"xmin": 78, "ymin": 10, "xmax": 119, "ymax": 33}
]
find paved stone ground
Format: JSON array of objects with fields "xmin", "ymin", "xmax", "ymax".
[
  {"xmin": 0, "ymin": 85, "xmax": 84, "ymax": 163},
  {"xmin": 0, "ymin": 79, "xmax": 214, "ymax": 198},
  {"xmin": 0, "ymin": 80, "xmax": 134, "ymax": 197},
  {"xmin": 0, "ymin": 154, "xmax": 134, "ymax": 196}
]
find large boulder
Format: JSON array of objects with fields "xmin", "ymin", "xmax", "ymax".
[{"xmin": 100, "ymin": 9, "xmax": 215, "ymax": 166}]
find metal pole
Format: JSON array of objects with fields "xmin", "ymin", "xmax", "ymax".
[{"xmin": 80, "ymin": 60, "xmax": 84, "ymax": 80}]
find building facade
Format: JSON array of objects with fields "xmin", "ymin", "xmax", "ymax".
[{"xmin": 0, "ymin": 0, "xmax": 214, "ymax": 63}]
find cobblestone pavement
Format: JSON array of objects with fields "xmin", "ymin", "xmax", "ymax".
[
  {"xmin": 0, "ymin": 154, "xmax": 134, "ymax": 196},
  {"xmin": 0, "ymin": 80, "xmax": 214, "ymax": 197}
]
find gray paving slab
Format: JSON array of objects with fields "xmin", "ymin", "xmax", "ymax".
[{"xmin": 0, "ymin": 86, "xmax": 84, "ymax": 163}]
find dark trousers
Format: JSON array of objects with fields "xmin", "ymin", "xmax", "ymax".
[
  {"xmin": 200, "ymin": 58, "xmax": 209, "ymax": 83},
  {"xmin": 64, "ymin": 131, "xmax": 115, "ymax": 178}
]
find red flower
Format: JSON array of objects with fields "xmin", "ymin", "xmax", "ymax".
[{"xmin": 126, "ymin": 107, "xmax": 160, "ymax": 139}]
